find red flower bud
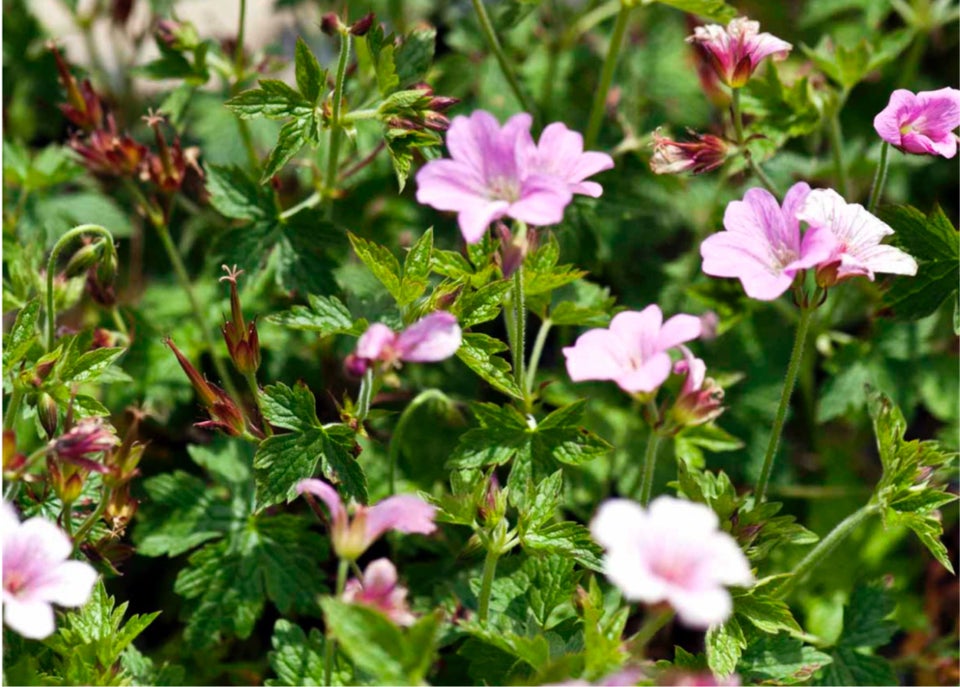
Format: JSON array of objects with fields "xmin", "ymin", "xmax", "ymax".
[
  {"xmin": 349, "ymin": 12, "xmax": 375, "ymax": 36},
  {"xmin": 650, "ymin": 128, "xmax": 728, "ymax": 176}
]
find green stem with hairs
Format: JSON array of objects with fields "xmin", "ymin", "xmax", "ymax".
[
  {"xmin": 867, "ymin": 141, "xmax": 890, "ymax": 214},
  {"xmin": 3, "ymin": 385, "xmax": 25, "ymax": 432},
  {"xmin": 72, "ymin": 486, "xmax": 112, "ymax": 551},
  {"xmin": 584, "ymin": 2, "xmax": 631, "ymax": 149},
  {"xmin": 324, "ymin": 558, "xmax": 350, "ymax": 686},
  {"xmin": 525, "ymin": 318, "xmax": 552, "ymax": 399},
  {"xmin": 45, "ymin": 224, "xmax": 116, "ymax": 350},
  {"xmin": 637, "ymin": 413, "xmax": 662, "ymax": 506},
  {"xmin": 325, "ymin": 30, "xmax": 351, "ymax": 219},
  {"xmin": 245, "ymin": 372, "xmax": 272, "ymax": 437},
  {"xmin": 755, "ymin": 302, "xmax": 815, "ymax": 503},
  {"xmin": 775, "ymin": 504, "xmax": 879, "ymax": 599},
  {"xmin": 512, "ymin": 265, "xmax": 528, "ymax": 408},
  {"xmin": 471, "ymin": 0, "xmax": 536, "ymax": 117},
  {"xmin": 731, "ymin": 88, "xmax": 779, "ymax": 196},
  {"xmin": 477, "ymin": 546, "xmax": 501, "ymax": 624}
]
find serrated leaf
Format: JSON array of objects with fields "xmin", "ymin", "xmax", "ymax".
[
  {"xmin": 57, "ymin": 347, "xmax": 125, "ymax": 384},
  {"xmin": 706, "ymin": 616, "xmax": 745, "ymax": 677},
  {"xmin": 294, "ymin": 38, "xmax": 325, "ymax": 104},
  {"xmin": 260, "ymin": 381, "xmax": 320, "ymax": 432},
  {"xmin": 226, "ymin": 79, "xmax": 312, "ymax": 119},
  {"xmin": 261, "ymin": 116, "xmax": 312, "ymax": 182},
  {"xmin": 457, "ymin": 280, "xmax": 512, "ymax": 328},
  {"xmin": 399, "ymin": 228, "xmax": 433, "ymax": 306},
  {"xmin": 734, "ymin": 589, "xmax": 802, "ymax": 635},
  {"xmin": 320, "ymin": 598, "xmax": 407, "ymax": 683},
  {"xmin": 456, "ymin": 332, "xmax": 524, "ymax": 400},
  {"xmin": 348, "ymin": 232, "xmax": 403, "ymax": 301},
  {"xmin": 268, "ymin": 294, "xmax": 367, "ymax": 337},
  {"xmin": 739, "ymin": 634, "xmax": 833, "ymax": 684},
  {"xmin": 266, "ymin": 620, "xmax": 327, "ymax": 686},
  {"xmin": 206, "ymin": 163, "xmax": 273, "ymax": 220},
  {"xmin": 3, "ymin": 299, "xmax": 40, "ymax": 374},
  {"xmin": 522, "ymin": 521, "xmax": 604, "ymax": 571},
  {"xmin": 645, "ymin": 0, "xmax": 737, "ymax": 22}
]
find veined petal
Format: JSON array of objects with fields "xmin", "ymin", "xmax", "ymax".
[
  {"xmin": 509, "ymin": 173, "xmax": 572, "ymax": 227},
  {"xmin": 396, "ymin": 312, "xmax": 462, "ymax": 362},
  {"xmin": 364, "ymin": 495, "xmax": 437, "ymax": 549},
  {"xmin": 296, "ymin": 478, "xmax": 348, "ymax": 530}
]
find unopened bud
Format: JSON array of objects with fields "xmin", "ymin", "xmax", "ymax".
[
  {"xmin": 344, "ymin": 353, "xmax": 368, "ymax": 378},
  {"xmin": 321, "ymin": 12, "xmax": 344, "ymax": 36},
  {"xmin": 427, "ymin": 96, "xmax": 459, "ymax": 113},
  {"xmin": 64, "ymin": 241, "xmax": 105, "ymax": 279},
  {"xmin": 38, "ymin": 393, "xmax": 59, "ymax": 438},
  {"xmin": 349, "ymin": 12, "xmax": 375, "ymax": 36}
]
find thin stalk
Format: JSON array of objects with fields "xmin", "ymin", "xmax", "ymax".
[
  {"xmin": 477, "ymin": 547, "xmax": 501, "ymax": 624},
  {"xmin": 775, "ymin": 504, "xmax": 879, "ymax": 599},
  {"xmin": 153, "ymin": 220, "xmax": 241, "ymax": 403},
  {"xmin": 731, "ymin": 88, "xmax": 779, "ymax": 197},
  {"xmin": 245, "ymin": 372, "xmax": 272, "ymax": 436},
  {"xmin": 4, "ymin": 385, "xmax": 25, "ymax": 431},
  {"xmin": 72, "ymin": 487, "xmax": 111, "ymax": 550},
  {"xmin": 45, "ymin": 224, "xmax": 115, "ymax": 350},
  {"xmin": 110, "ymin": 306, "xmax": 129, "ymax": 338},
  {"xmin": 471, "ymin": 0, "xmax": 536, "ymax": 117},
  {"xmin": 637, "ymin": 422, "xmax": 662, "ymax": 506},
  {"xmin": 624, "ymin": 608, "xmax": 674, "ymax": 656},
  {"xmin": 325, "ymin": 30, "xmax": 351, "ymax": 219},
  {"xmin": 827, "ymin": 111, "xmax": 849, "ymax": 198},
  {"xmin": 280, "ymin": 191, "xmax": 322, "ymax": 220},
  {"xmin": 62, "ymin": 502, "xmax": 74, "ymax": 537},
  {"xmin": 235, "ymin": 0, "xmax": 247, "ymax": 78},
  {"xmin": 511, "ymin": 265, "xmax": 528, "ymax": 407},
  {"xmin": 356, "ymin": 368, "xmax": 374, "ymax": 421},
  {"xmin": 867, "ymin": 141, "xmax": 890, "ymax": 214},
  {"xmin": 584, "ymin": 2, "xmax": 631, "ymax": 149},
  {"xmin": 324, "ymin": 558, "xmax": 350, "ymax": 686},
  {"xmin": 525, "ymin": 318, "xmax": 552, "ymax": 398},
  {"xmin": 755, "ymin": 304, "xmax": 815, "ymax": 503}
]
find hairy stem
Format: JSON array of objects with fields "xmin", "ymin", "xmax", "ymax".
[
  {"xmin": 245, "ymin": 372, "xmax": 272, "ymax": 436},
  {"xmin": 3, "ymin": 385, "xmax": 25, "ymax": 431},
  {"xmin": 584, "ymin": 2, "xmax": 631, "ymax": 149},
  {"xmin": 511, "ymin": 265, "xmax": 528, "ymax": 408},
  {"xmin": 867, "ymin": 141, "xmax": 890, "ymax": 214},
  {"xmin": 638, "ymin": 417, "xmax": 662, "ymax": 506},
  {"xmin": 525, "ymin": 318, "xmax": 552, "ymax": 399},
  {"xmin": 72, "ymin": 486, "xmax": 112, "ymax": 551},
  {"xmin": 325, "ymin": 30, "xmax": 352, "ymax": 219},
  {"xmin": 477, "ymin": 547, "xmax": 501, "ymax": 624},
  {"xmin": 324, "ymin": 558, "xmax": 350, "ymax": 686},
  {"xmin": 731, "ymin": 88, "xmax": 779, "ymax": 197},
  {"xmin": 471, "ymin": 0, "xmax": 536, "ymax": 117},
  {"xmin": 755, "ymin": 304, "xmax": 815, "ymax": 502}
]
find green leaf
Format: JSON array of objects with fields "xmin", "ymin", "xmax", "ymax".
[
  {"xmin": 348, "ymin": 232, "xmax": 403, "ymax": 302},
  {"xmin": 816, "ymin": 648, "xmax": 897, "ymax": 686},
  {"xmin": 706, "ymin": 616, "xmax": 746, "ymax": 677},
  {"xmin": 801, "ymin": 29, "xmax": 912, "ymax": 92},
  {"xmin": 525, "ymin": 555, "xmax": 580, "ymax": 630},
  {"xmin": 260, "ymin": 381, "xmax": 320, "ymax": 432},
  {"xmin": 878, "ymin": 204, "xmax": 959, "ymax": 321},
  {"xmin": 674, "ymin": 424, "xmax": 744, "ymax": 469},
  {"xmin": 739, "ymin": 634, "xmax": 833, "ymax": 685},
  {"xmin": 268, "ymin": 294, "xmax": 367, "ymax": 337},
  {"xmin": 226, "ymin": 79, "xmax": 312, "ymax": 119},
  {"xmin": 206, "ymin": 163, "xmax": 273, "ymax": 221},
  {"xmin": 741, "ymin": 66, "xmax": 822, "ymax": 148},
  {"xmin": 581, "ymin": 576, "xmax": 628, "ymax": 680},
  {"xmin": 521, "ymin": 521, "xmax": 604, "ymax": 571},
  {"xmin": 456, "ymin": 280, "xmax": 512, "ymax": 328},
  {"xmin": 394, "ymin": 26, "xmax": 436, "ymax": 86},
  {"xmin": 448, "ymin": 402, "xmax": 529, "ymax": 469},
  {"xmin": 261, "ymin": 116, "xmax": 312, "ymax": 182},
  {"xmin": 399, "ymin": 228, "xmax": 433, "ymax": 306},
  {"xmin": 645, "ymin": 0, "xmax": 738, "ymax": 22},
  {"xmin": 267, "ymin": 620, "xmax": 327, "ymax": 686},
  {"xmin": 57, "ymin": 346, "xmax": 125, "ymax": 384},
  {"xmin": 456, "ymin": 332, "xmax": 524, "ymax": 400},
  {"xmin": 733, "ymin": 588, "xmax": 802, "ymax": 635},
  {"xmin": 294, "ymin": 38, "xmax": 325, "ymax": 104},
  {"xmin": 3, "ymin": 299, "xmax": 40, "ymax": 374}
]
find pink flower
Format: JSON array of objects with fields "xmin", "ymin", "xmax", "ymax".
[
  {"xmin": 795, "ymin": 188, "xmax": 918, "ymax": 286},
  {"xmin": 342, "ymin": 558, "xmax": 416, "ymax": 626},
  {"xmin": 873, "ymin": 88, "xmax": 960, "ymax": 158},
  {"xmin": 671, "ymin": 346, "xmax": 724, "ymax": 427},
  {"xmin": 563, "ymin": 306, "xmax": 701, "ymax": 394},
  {"xmin": 296, "ymin": 478, "xmax": 436, "ymax": 560},
  {"xmin": 700, "ymin": 183, "xmax": 836, "ymax": 300},
  {"xmin": 525, "ymin": 122, "xmax": 614, "ymax": 197},
  {"xmin": 2, "ymin": 501, "xmax": 98, "ymax": 639},
  {"xmin": 353, "ymin": 311, "xmax": 462, "ymax": 373},
  {"xmin": 650, "ymin": 128, "xmax": 728, "ymax": 175},
  {"xmin": 591, "ymin": 496, "xmax": 753, "ymax": 629},
  {"xmin": 51, "ymin": 417, "xmax": 119, "ymax": 472},
  {"xmin": 686, "ymin": 17, "xmax": 792, "ymax": 88}
]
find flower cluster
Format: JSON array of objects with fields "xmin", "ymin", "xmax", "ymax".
[
  {"xmin": 415, "ymin": 111, "xmax": 614, "ymax": 243},
  {"xmin": 701, "ymin": 182, "xmax": 917, "ymax": 300}
]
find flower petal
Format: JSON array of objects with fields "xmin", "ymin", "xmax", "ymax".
[
  {"xmin": 35, "ymin": 560, "xmax": 98, "ymax": 607},
  {"xmin": 3, "ymin": 596, "xmax": 56, "ymax": 639},
  {"xmin": 296, "ymin": 478, "xmax": 347, "ymax": 529},
  {"xmin": 364, "ymin": 495, "xmax": 437, "ymax": 548},
  {"xmin": 356, "ymin": 324, "xmax": 397, "ymax": 361},
  {"xmin": 396, "ymin": 312, "xmax": 462, "ymax": 362}
]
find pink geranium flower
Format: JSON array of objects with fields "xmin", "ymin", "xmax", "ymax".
[
  {"xmin": 650, "ymin": 128, "xmax": 728, "ymax": 175},
  {"xmin": 873, "ymin": 88, "xmax": 960, "ymax": 158},
  {"xmin": 525, "ymin": 122, "xmax": 614, "ymax": 197},
  {"xmin": 796, "ymin": 188, "xmax": 918, "ymax": 285},
  {"xmin": 671, "ymin": 346, "xmax": 724, "ymax": 427},
  {"xmin": 2, "ymin": 501, "xmax": 98, "ymax": 639},
  {"xmin": 591, "ymin": 496, "xmax": 753, "ymax": 629},
  {"xmin": 686, "ymin": 17, "xmax": 792, "ymax": 88},
  {"xmin": 563, "ymin": 305, "xmax": 701, "ymax": 394},
  {"xmin": 354, "ymin": 311, "xmax": 462, "ymax": 373},
  {"xmin": 342, "ymin": 558, "xmax": 416, "ymax": 626},
  {"xmin": 700, "ymin": 183, "xmax": 836, "ymax": 300},
  {"xmin": 296, "ymin": 478, "xmax": 436, "ymax": 560}
]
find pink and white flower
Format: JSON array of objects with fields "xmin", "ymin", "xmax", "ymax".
[
  {"xmin": 354, "ymin": 311, "xmax": 462, "ymax": 373},
  {"xmin": 591, "ymin": 496, "xmax": 753, "ymax": 629},
  {"xmin": 873, "ymin": 88, "xmax": 960, "ymax": 158},
  {"xmin": 2, "ymin": 501, "xmax": 98, "ymax": 639},
  {"xmin": 342, "ymin": 558, "xmax": 416, "ymax": 626},
  {"xmin": 700, "ymin": 182, "xmax": 836, "ymax": 301},
  {"xmin": 296, "ymin": 478, "xmax": 437, "ymax": 560},
  {"xmin": 686, "ymin": 17, "xmax": 792, "ymax": 89},
  {"xmin": 796, "ymin": 188, "xmax": 918, "ymax": 285},
  {"xmin": 671, "ymin": 346, "xmax": 724, "ymax": 427},
  {"xmin": 563, "ymin": 305, "xmax": 701, "ymax": 394},
  {"xmin": 415, "ymin": 110, "xmax": 611, "ymax": 243}
]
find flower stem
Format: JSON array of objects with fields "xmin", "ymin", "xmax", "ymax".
[
  {"xmin": 72, "ymin": 486, "xmax": 112, "ymax": 551},
  {"xmin": 827, "ymin": 111, "xmax": 849, "ymax": 198},
  {"xmin": 624, "ymin": 607, "xmax": 674, "ymax": 656},
  {"xmin": 45, "ymin": 224, "xmax": 116, "ymax": 350},
  {"xmin": 867, "ymin": 141, "xmax": 890, "ymax": 214},
  {"xmin": 731, "ymin": 88, "xmax": 779, "ymax": 197},
  {"xmin": 325, "ymin": 30, "xmax": 351, "ymax": 220},
  {"xmin": 775, "ymin": 503, "xmax": 879, "ymax": 599},
  {"xmin": 525, "ymin": 317, "xmax": 552, "ymax": 399},
  {"xmin": 470, "ymin": 0, "xmax": 536, "ymax": 118},
  {"xmin": 244, "ymin": 372, "xmax": 272, "ymax": 437},
  {"xmin": 511, "ymin": 265, "xmax": 528, "ymax": 408},
  {"xmin": 755, "ymin": 303, "xmax": 815, "ymax": 503},
  {"xmin": 637, "ymin": 413, "xmax": 662, "ymax": 506},
  {"xmin": 235, "ymin": 0, "xmax": 247, "ymax": 78},
  {"xmin": 3, "ymin": 384, "xmax": 25, "ymax": 433},
  {"xmin": 324, "ymin": 557, "xmax": 350, "ymax": 686},
  {"xmin": 477, "ymin": 546, "xmax": 501, "ymax": 624},
  {"xmin": 584, "ymin": 2, "xmax": 631, "ymax": 149},
  {"xmin": 356, "ymin": 368, "xmax": 374, "ymax": 422}
]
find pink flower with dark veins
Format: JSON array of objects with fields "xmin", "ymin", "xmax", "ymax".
[
  {"xmin": 795, "ymin": 188, "xmax": 918, "ymax": 286},
  {"xmin": 2, "ymin": 501, "xmax": 98, "ymax": 639},
  {"xmin": 342, "ymin": 558, "xmax": 416, "ymax": 626},
  {"xmin": 700, "ymin": 183, "xmax": 836, "ymax": 300},
  {"xmin": 563, "ymin": 305, "xmax": 701, "ymax": 394},
  {"xmin": 50, "ymin": 417, "xmax": 119, "ymax": 473},
  {"xmin": 353, "ymin": 311, "xmax": 462, "ymax": 374},
  {"xmin": 873, "ymin": 88, "xmax": 960, "ymax": 158},
  {"xmin": 524, "ymin": 122, "xmax": 614, "ymax": 197},
  {"xmin": 591, "ymin": 496, "xmax": 753, "ymax": 629},
  {"xmin": 296, "ymin": 478, "xmax": 436, "ymax": 560},
  {"xmin": 687, "ymin": 17, "xmax": 792, "ymax": 88}
]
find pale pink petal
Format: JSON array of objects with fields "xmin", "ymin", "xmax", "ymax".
[
  {"xmin": 647, "ymin": 496, "xmax": 719, "ymax": 536},
  {"xmin": 792, "ymin": 223, "xmax": 839, "ymax": 270},
  {"xmin": 668, "ymin": 586, "xmax": 733, "ymax": 629},
  {"xmin": 18, "ymin": 517, "xmax": 72, "ymax": 562},
  {"xmin": 615, "ymin": 353, "xmax": 673, "ymax": 393},
  {"xmin": 609, "ymin": 307, "xmax": 663, "ymax": 361},
  {"xmin": 1, "ymin": 501, "xmax": 18, "ymax": 541},
  {"xmin": 873, "ymin": 90, "xmax": 917, "ymax": 146},
  {"xmin": 701, "ymin": 232, "xmax": 796, "ymax": 300},
  {"xmin": 604, "ymin": 549, "xmax": 669, "ymax": 603},
  {"xmin": 570, "ymin": 151, "xmax": 616, "ymax": 185},
  {"xmin": 3, "ymin": 596, "xmax": 56, "ymax": 640},
  {"xmin": 459, "ymin": 200, "xmax": 511, "ymax": 244},
  {"xmin": 746, "ymin": 31, "xmax": 793, "ymax": 64},
  {"xmin": 364, "ymin": 495, "xmax": 436, "ymax": 548},
  {"xmin": 296, "ymin": 478, "xmax": 347, "ymax": 529},
  {"xmin": 674, "ymin": 346, "xmax": 706, "ymax": 395},
  {"xmin": 361, "ymin": 558, "xmax": 399, "ymax": 591},
  {"xmin": 395, "ymin": 312, "xmax": 462, "ymax": 362},
  {"xmin": 356, "ymin": 324, "xmax": 397, "ymax": 361},
  {"xmin": 780, "ymin": 182, "xmax": 812, "ymax": 238},
  {"xmin": 701, "ymin": 537, "xmax": 755, "ymax": 587},
  {"xmin": 590, "ymin": 499, "xmax": 647, "ymax": 550},
  {"xmin": 572, "ymin": 180, "xmax": 604, "ymax": 198},
  {"xmin": 563, "ymin": 329, "xmax": 632, "ymax": 382},
  {"xmin": 414, "ymin": 159, "xmax": 487, "ymax": 212},
  {"xmin": 657, "ymin": 314, "xmax": 702, "ymax": 352},
  {"xmin": 509, "ymin": 173, "xmax": 573, "ymax": 227},
  {"xmin": 35, "ymin": 561, "xmax": 98, "ymax": 607}
]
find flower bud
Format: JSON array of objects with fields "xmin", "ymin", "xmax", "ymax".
[
  {"xmin": 321, "ymin": 12, "xmax": 344, "ymax": 36},
  {"xmin": 349, "ymin": 12, "xmax": 375, "ymax": 36},
  {"xmin": 219, "ymin": 265, "xmax": 261, "ymax": 375},
  {"xmin": 106, "ymin": 483, "xmax": 138, "ymax": 529},
  {"xmin": 50, "ymin": 42, "xmax": 105, "ymax": 131},
  {"xmin": 156, "ymin": 19, "xmax": 200, "ymax": 51},
  {"xmin": 52, "ymin": 418, "xmax": 119, "ymax": 470},
  {"xmin": 38, "ymin": 392, "xmax": 59, "ymax": 438},
  {"xmin": 48, "ymin": 455, "xmax": 86, "ymax": 505},
  {"xmin": 650, "ymin": 128, "xmax": 728, "ymax": 175},
  {"xmin": 3, "ymin": 430, "xmax": 26, "ymax": 476},
  {"xmin": 64, "ymin": 241, "xmax": 105, "ymax": 279},
  {"xmin": 344, "ymin": 353, "xmax": 369, "ymax": 378}
]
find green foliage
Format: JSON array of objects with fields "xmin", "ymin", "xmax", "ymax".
[
  {"xmin": 801, "ymin": 29, "xmax": 913, "ymax": 93},
  {"xmin": 266, "ymin": 620, "xmax": 333, "ymax": 686},
  {"xmin": 739, "ymin": 634, "xmax": 834, "ymax": 685}
]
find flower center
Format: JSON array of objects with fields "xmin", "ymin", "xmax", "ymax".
[
  {"xmin": 650, "ymin": 552, "xmax": 695, "ymax": 586},
  {"xmin": 4, "ymin": 571, "xmax": 27, "ymax": 596},
  {"xmin": 487, "ymin": 176, "xmax": 520, "ymax": 203}
]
